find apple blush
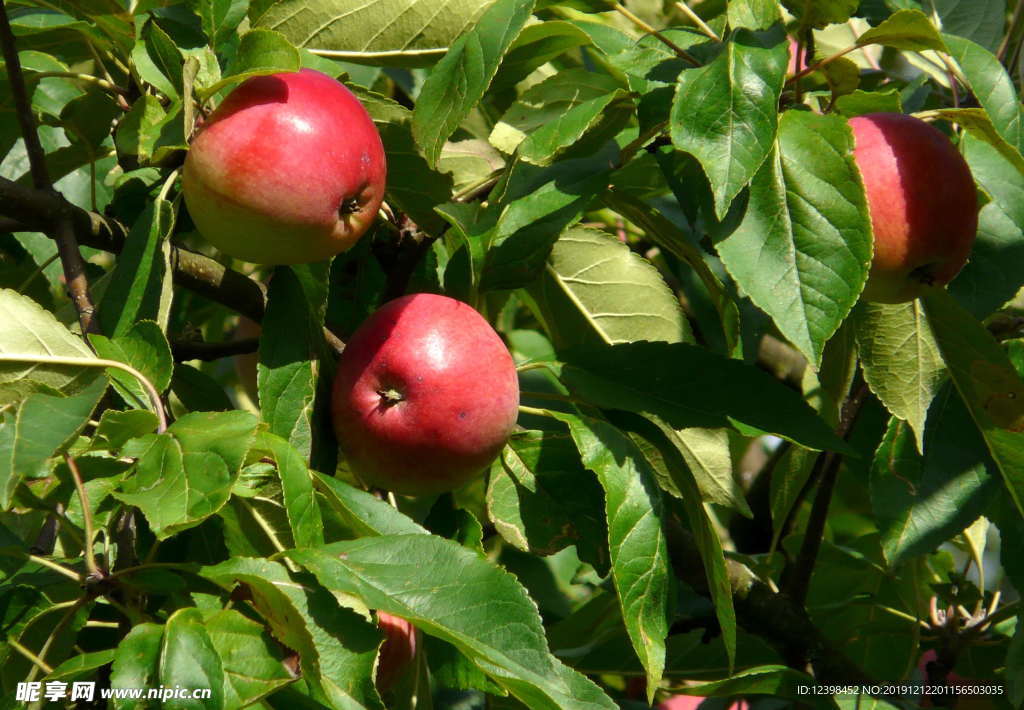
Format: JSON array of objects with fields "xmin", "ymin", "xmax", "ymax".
[
  {"xmin": 849, "ymin": 112, "xmax": 977, "ymax": 304},
  {"xmin": 182, "ymin": 68, "xmax": 386, "ymax": 265},
  {"xmin": 332, "ymin": 294, "xmax": 520, "ymax": 496}
]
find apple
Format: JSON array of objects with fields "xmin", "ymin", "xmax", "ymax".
[
  {"xmin": 331, "ymin": 293, "xmax": 520, "ymax": 496},
  {"xmin": 375, "ymin": 611, "xmax": 418, "ymax": 692},
  {"xmin": 658, "ymin": 695, "xmax": 750, "ymax": 709},
  {"xmin": 849, "ymin": 113, "xmax": 977, "ymax": 304},
  {"xmin": 182, "ymin": 68, "xmax": 386, "ymax": 265}
]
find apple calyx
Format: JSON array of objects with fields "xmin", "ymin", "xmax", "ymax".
[{"xmin": 377, "ymin": 387, "xmax": 405, "ymax": 406}]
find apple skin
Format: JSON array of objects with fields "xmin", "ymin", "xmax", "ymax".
[
  {"xmin": 375, "ymin": 611, "xmax": 418, "ymax": 692},
  {"xmin": 849, "ymin": 113, "xmax": 977, "ymax": 304},
  {"xmin": 182, "ymin": 68, "xmax": 386, "ymax": 265},
  {"xmin": 658, "ymin": 696, "xmax": 750, "ymax": 709},
  {"xmin": 331, "ymin": 294, "xmax": 520, "ymax": 496}
]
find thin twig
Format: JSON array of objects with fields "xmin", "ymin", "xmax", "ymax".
[
  {"xmin": 0, "ymin": 1, "xmax": 101, "ymax": 334},
  {"xmin": 783, "ymin": 379, "xmax": 870, "ymax": 608},
  {"xmin": 172, "ymin": 337, "xmax": 258, "ymax": 361},
  {"xmin": 24, "ymin": 600, "xmax": 85, "ymax": 684},
  {"xmin": 997, "ymin": 0, "xmax": 1024, "ymax": 62},
  {"xmin": 786, "ymin": 45, "xmax": 859, "ymax": 85},
  {"xmin": 31, "ymin": 72, "xmax": 129, "ymax": 96},
  {"xmin": 65, "ymin": 454, "xmax": 99, "ymax": 577},
  {"xmin": 26, "ymin": 554, "xmax": 82, "ymax": 582},
  {"xmin": 0, "ymin": 3, "xmax": 50, "ymax": 191},
  {"xmin": 614, "ymin": 3, "xmax": 701, "ymax": 66},
  {"xmin": 8, "ymin": 638, "xmax": 53, "ymax": 676},
  {"xmin": 673, "ymin": 1, "xmax": 720, "ymax": 42}
]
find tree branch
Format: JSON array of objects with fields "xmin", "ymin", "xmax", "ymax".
[
  {"xmin": 0, "ymin": 0, "xmax": 100, "ymax": 334},
  {"xmin": 0, "ymin": 175, "xmax": 268, "ymax": 323},
  {"xmin": 665, "ymin": 514, "xmax": 876, "ymax": 685},
  {"xmin": 782, "ymin": 377, "xmax": 870, "ymax": 608},
  {"xmin": 172, "ymin": 336, "xmax": 258, "ymax": 361}
]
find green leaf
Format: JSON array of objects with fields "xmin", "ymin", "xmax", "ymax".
[
  {"xmin": 516, "ymin": 88, "xmax": 631, "ymax": 167},
  {"xmin": 622, "ymin": 416, "xmax": 737, "ymax": 670},
  {"xmin": 931, "ymin": 0, "xmax": 1005, "ymax": 53},
  {"xmin": 90, "ymin": 320, "xmax": 173, "ymax": 413},
  {"xmin": 834, "ymin": 89, "xmax": 903, "ymax": 117},
  {"xmin": 194, "ymin": 0, "xmax": 249, "ymax": 50},
  {"xmin": 250, "ymin": 0, "xmax": 492, "ymax": 67},
  {"xmin": 100, "ymin": 199, "xmax": 174, "ymax": 336},
  {"xmin": 952, "ymin": 132, "xmax": 1024, "ymax": 317},
  {"xmin": 199, "ymin": 29, "xmax": 300, "ymax": 99},
  {"xmin": 286, "ymin": 536, "xmax": 617, "ymax": 710},
  {"xmin": 314, "ymin": 472, "xmax": 429, "ymax": 537},
  {"xmin": 525, "ymin": 227, "xmax": 690, "ymax": 351},
  {"xmin": 488, "ymin": 431, "xmax": 608, "ymax": 569},
  {"xmin": 352, "ymin": 84, "xmax": 454, "ymax": 232},
  {"xmin": 44, "ymin": 649, "xmax": 115, "ymax": 682},
  {"xmin": 60, "ymin": 90, "xmax": 118, "ymax": 150},
  {"xmin": 110, "ymin": 623, "xmax": 164, "ymax": 709},
  {"xmin": 781, "ymin": 0, "xmax": 858, "ymax": 29},
  {"xmin": 491, "ymin": 69, "xmax": 625, "ymax": 156},
  {"xmin": 556, "ymin": 341, "xmax": 850, "ymax": 452},
  {"xmin": 0, "ymin": 376, "xmax": 106, "ymax": 509},
  {"xmin": 115, "ymin": 95, "xmax": 171, "ymax": 163},
  {"xmin": 943, "ymin": 33, "xmax": 1024, "ymax": 154},
  {"xmin": 671, "ymin": 24, "xmax": 788, "ymax": 218},
  {"xmin": 204, "ymin": 608, "xmax": 294, "ymax": 706},
  {"xmin": 603, "ymin": 189, "xmax": 742, "ymax": 357},
  {"xmin": 678, "ymin": 665, "xmax": 829, "ymax": 708},
  {"xmin": 171, "ymin": 363, "xmax": 235, "ymax": 413},
  {"xmin": 0, "ymin": 288, "xmax": 103, "ymax": 396},
  {"xmin": 200, "ymin": 557, "xmax": 386, "ymax": 710},
  {"xmin": 921, "ymin": 287, "xmax": 1024, "ymax": 517},
  {"xmin": 161, "ymin": 608, "xmax": 226, "ymax": 709},
  {"xmin": 259, "ymin": 265, "xmax": 328, "ymax": 460},
  {"xmin": 871, "ymin": 391, "xmax": 998, "ymax": 568},
  {"xmin": 853, "ymin": 301, "xmax": 944, "ymax": 452},
  {"xmin": 482, "ymin": 149, "xmax": 614, "ymax": 290},
  {"xmin": 114, "ymin": 411, "xmax": 258, "ymax": 538},
  {"xmin": 143, "ymin": 19, "xmax": 184, "ymax": 99},
  {"xmin": 412, "ymin": 0, "xmax": 535, "ymax": 167},
  {"xmin": 928, "ymin": 107, "xmax": 1024, "ymax": 176},
  {"xmin": 856, "ymin": 9, "xmax": 945, "ymax": 51},
  {"xmin": 253, "ymin": 431, "xmax": 323, "ymax": 548},
  {"xmin": 714, "ymin": 111, "xmax": 872, "ymax": 366},
  {"xmin": 727, "ymin": 0, "xmax": 781, "ymax": 31},
  {"xmin": 493, "ymin": 20, "xmax": 593, "ymax": 91},
  {"xmin": 548, "ymin": 412, "xmax": 670, "ymax": 697},
  {"xmin": 645, "ymin": 420, "xmax": 748, "ymax": 516}
]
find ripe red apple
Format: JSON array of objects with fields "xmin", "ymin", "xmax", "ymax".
[
  {"xmin": 182, "ymin": 68, "xmax": 386, "ymax": 265},
  {"xmin": 331, "ymin": 294, "xmax": 520, "ymax": 495},
  {"xmin": 849, "ymin": 113, "xmax": 977, "ymax": 303},
  {"xmin": 375, "ymin": 611, "xmax": 418, "ymax": 692}
]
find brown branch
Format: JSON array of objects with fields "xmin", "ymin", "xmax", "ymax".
[
  {"xmin": 0, "ymin": 175, "xmax": 268, "ymax": 323},
  {"xmin": 665, "ymin": 513, "xmax": 877, "ymax": 685},
  {"xmin": 0, "ymin": 1, "xmax": 99, "ymax": 334},
  {"xmin": 782, "ymin": 377, "xmax": 870, "ymax": 609},
  {"xmin": 172, "ymin": 336, "xmax": 258, "ymax": 361}
]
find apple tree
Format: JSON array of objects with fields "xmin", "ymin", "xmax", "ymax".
[{"xmin": 1, "ymin": 0, "xmax": 1023, "ymax": 708}]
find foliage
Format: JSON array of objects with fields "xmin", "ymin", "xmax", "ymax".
[{"xmin": 2, "ymin": 0, "xmax": 1024, "ymax": 708}]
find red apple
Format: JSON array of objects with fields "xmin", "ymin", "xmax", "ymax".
[
  {"xmin": 849, "ymin": 113, "xmax": 977, "ymax": 303},
  {"xmin": 331, "ymin": 294, "xmax": 520, "ymax": 495},
  {"xmin": 182, "ymin": 68, "xmax": 386, "ymax": 265},
  {"xmin": 376, "ymin": 611, "xmax": 418, "ymax": 692},
  {"xmin": 658, "ymin": 696, "xmax": 750, "ymax": 709}
]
